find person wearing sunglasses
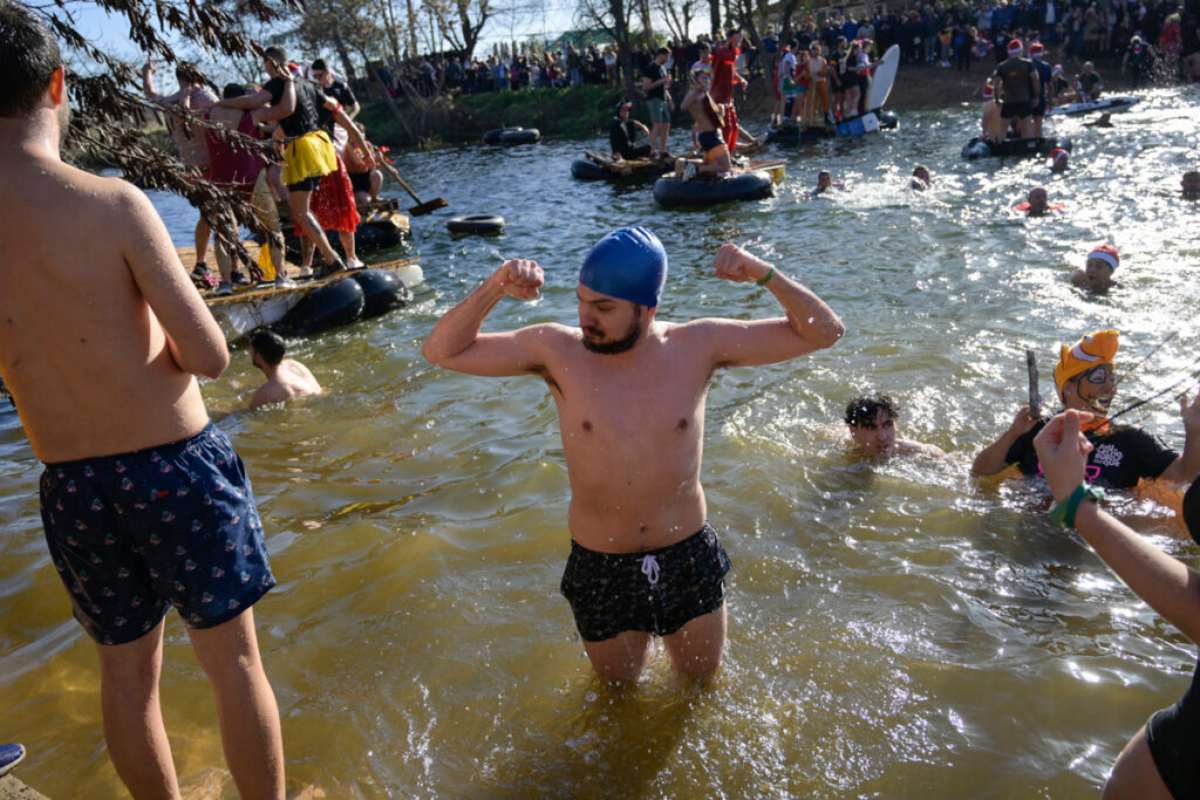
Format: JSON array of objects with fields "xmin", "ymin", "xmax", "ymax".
[{"xmin": 972, "ymin": 330, "xmax": 1200, "ymax": 490}]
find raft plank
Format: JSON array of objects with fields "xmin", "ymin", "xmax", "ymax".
[{"xmin": 203, "ymin": 256, "xmax": 421, "ymax": 307}]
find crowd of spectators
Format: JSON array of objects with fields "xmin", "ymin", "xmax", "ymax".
[{"xmin": 369, "ymin": 0, "xmax": 1199, "ymax": 99}]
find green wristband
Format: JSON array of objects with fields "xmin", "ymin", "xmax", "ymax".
[
  {"xmin": 1049, "ymin": 483, "xmax": 1105, "ymax": 528},
  {"xmin": 756, "ymin": 267, "xmax": 776, "ymax": 287}
]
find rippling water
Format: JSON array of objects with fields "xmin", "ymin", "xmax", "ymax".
[{"xmin": 3, "ymin": 88, "xmax": 1200, "ymax": 798}]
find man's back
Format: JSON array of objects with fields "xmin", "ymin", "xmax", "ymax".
[
  {"xmin": 0, "ymin": 149, "xmax": 224, "ymax": 461},
  {"xmin": 996, "ymin": 57, "xmax": 1034, "ymax": 101}
]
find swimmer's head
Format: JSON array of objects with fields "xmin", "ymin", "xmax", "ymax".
[
  {"xmin": 1182, "ymin": 170, "xmax": 1200, "ymax": 200},
  {"xmin": 911, "ymin": 164, "xmax": 931, "ymax": 190},
  {"xmin": 817, "ymin": 170, "xmax": 832, "ymax": 189},
  {"xmin": 1054, "ymin": 329, "xmax": 1119, "ymax": 414},
  {"xmin": 249, "ymin": 328, "xmax": 286, "ymax": 370},
  {"xmin": 577, "ymin": 227, "xmax": 666, "ymax": 355},
  {"xmin": 1083, "ymin": 244, "xmax": 1118, "ymax": 292},
  {"xmin": 1027, "ymin": 186, "xmax": 1048, "ymax": 214},
  {"xmin": 1049, "ymin": 147, "xmax": 1069, "ymax": 173},
  {"xmin": 845, "ymin": 394, "xmax": 899, "ymax": 457}
]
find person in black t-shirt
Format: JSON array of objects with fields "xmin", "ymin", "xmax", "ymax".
[
  {"xmin": 215, "ymin": 46, "xmax": 372, "ymax": 276},
  {"xmin": 972, "ymin": 329, "xmax": 1200, "ymax": 490},
  {"xmin": 609, "ymin": 100, "xmax": 652, "ymax": 160},
  {"xmin": 310, "ymin": 59, "xmax": 359, "ymax": 136},
  {"xmin": 992, "ymin": 39, "xmax": 1040, "ymax": 139},
  {"xmin": 1034, "ymin": 413, "xmax": 1200, "ymax": 799},
  {"xmin": 641, "ymin": 48, "xmax": 673, "ymax": 158}
]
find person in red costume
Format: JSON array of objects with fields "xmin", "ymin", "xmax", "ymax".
[{"xmin": 710, "ymin": 29, "xmax": 748, "ymax": 153}]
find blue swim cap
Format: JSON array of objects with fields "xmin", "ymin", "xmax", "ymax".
[{"xmin": 578, "ymin": 226, "xmax": 668, "ymax": 308}]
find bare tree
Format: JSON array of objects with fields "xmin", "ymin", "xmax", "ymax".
[
  {"xmin": 656, "ymin": 0, "xmax": 696, "ymax": 41},
  {"xmin": 427, "ymin": 0, "xmax": 496, "ymax": 60},
  {"xmin": 575, "ymin": 0, "xmax": 637, "ymax": 96}
]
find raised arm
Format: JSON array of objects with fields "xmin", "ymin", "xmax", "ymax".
[
  {"xmin": 971, "ymin": 405, "xmax": 1038, "ymax": 475},
  {"xmin": 1158, "ymin": 391, "xmax": 1200, "ymax": 484},
  {"xmin": 421, "ymin": 259, "xmax": 562, "ymax": 377},
  {"xmin": 683, "ymin": 243, "xmax": 844, "ymax": 369},
  {"xmin": 116, "ymin": 182, "xmax": 229, "ymax": 379},
  {"xmin": 1035, "ymin": 411, "xmax": 1200, "ymax": 645},
  {"xmin": 325, "ymin": 100, "xmax": 372, "ymax": 164},
  {"xmin": 218, "ymin": 87, "xmax": 276, "ymax": 112}
]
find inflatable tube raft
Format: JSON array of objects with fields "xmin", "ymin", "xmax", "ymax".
[
  {"xmin": 962, "ymin": 136, "xmax": 1070, "ymax": 160},
  {"xmin": 350, "ymin": 269, "xmax": 413, "ymax": 319},
  {"xmin": 1048, "ymin": 96, "xmax": 1138, "ymax": 117},
  {"xmin": 273, "ymin": 277, "xmax": 365, "ymax": 337},
  {"xmin": 766, "ymin": 124, "xmax": 834, "ymax": 145},
  {"xmin": 483, "ymin": 127, "xmax": 541, "ymax": 145},
  {"xmin": 571, "ymin": 159, "xmax": 608, "ymax": 180},
  {"xmin": 447, "ymin": 214, "xmax": 505, "ymax": 235},
  {"xmin": 653, "ymin": 170, "xmax": 774, "ymax": 208}
]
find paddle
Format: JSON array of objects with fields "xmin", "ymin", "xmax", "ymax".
[{"xmin": 369, "ymin": 144, "xmax": 448, "ymax": 216}]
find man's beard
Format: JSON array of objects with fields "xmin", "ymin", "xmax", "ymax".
[{"xmin": 582, "ymin": 316, "xmax": 642, "ymax": 355}]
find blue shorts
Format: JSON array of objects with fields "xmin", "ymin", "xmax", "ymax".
[{"xmin": 39, "ymin": 423, "xmax": 275, "ymax": 645}]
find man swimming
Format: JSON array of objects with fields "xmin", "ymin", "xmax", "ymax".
[
  {"xmin": 1022, "ymin": 186, "xmax": 1050, "ymax": 216},
  {"xmin": 1183, "ymin": 170, "xmax": 1200, "ymax": 201},
  {"xmin": 971, "ymin": 330, "xmax": 1200, "ymax": 490},
  {"xmin": 1049, "ymin": 147, "xmax": 1069, "ymax": 173},
  {"xmin": 422, "ymin": 227, "xmax": 844, "ymax": 681},
  {"xmin": 1070, "ymin": 244, "xmax": 1120, "ymax": 294},
  {"xmin": 247, "ymin": 329, "xmax": 322, "ymax": 409},
  {"xmin": 0, "ymin": 7, "xmax": 284, "ymax": 797},
  {"xmin": 910, "ymin": 164, "xmax": 932, "ymax": 191},
  {"xmin": 844, "ymin": 394, "xmax": 945, "ymax": 459}
]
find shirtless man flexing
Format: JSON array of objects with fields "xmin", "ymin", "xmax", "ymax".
[
  {"xmin": 422, "ymin": 227, "xmax": 844, "ymax": 681},
  {"xmin": 0, "ymin": 8, "xmax": 284, "ymax": 798}
]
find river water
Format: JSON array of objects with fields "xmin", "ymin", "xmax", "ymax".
[{"xmin": 3, "ymin": 89, "xmax": 1199, "ymax": 798}]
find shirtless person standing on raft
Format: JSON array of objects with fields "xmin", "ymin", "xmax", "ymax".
[
  {"xmin": 423, "ymin": 228, "xmax": 844, "ymax": 681},
  {"xmin": 673, "ymin": 72, "xmax": 733, "ymax": 180}
]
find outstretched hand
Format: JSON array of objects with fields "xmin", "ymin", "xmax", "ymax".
[
  {"xmin": 1008, "ymin": 404, "xmax": 1040, "ymax": 436},
  {"xmin": 495, "ymin": 258, "xmax": 543, "ymax": 301},
  {"xmin": 1033, "ymin": 410, "xmax": 1095, "ymax": 502},
  {"xmin": 713, "ymin": 243, "xmax": 772, "ymax": 283},
  {"xmin": 1180, "ymin": 390, "xmax": 1200, "ymax": 435}
]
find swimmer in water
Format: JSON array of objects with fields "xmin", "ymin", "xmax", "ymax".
[
  {"xmin": 844, "ymin": 394, "xmax": 945, "ymax": 459},
  {"xmin": 422, "ymin": 227, "xmax": 845, "ymax": 681},
  {"xmin": 910, "ymin": 165, "xmax": 931, "ymax": 191},
  {"xmin": 1049, "ymin": 148, "xmax": 1069, "ymax": 174},
  {"xmin": 1070, "ymin": 244, "xmax": 1120, "ymax": 294},
  {"xmin": 812, "ymin": 170, "xmax": 843, "ymax": 196},
  {"xmin": 1084, "ymin": 112, "xmax": 1114, "ymax": 128},
  {"xmin": 1183, "ymin": 170, "xmax": 1200, "ymax": 200},
  {"xmin": 247, "ymin": 329, "xmax": 322, "ymax": 409},
  {"xmin": 971, "ymin": 329, "xmax": 1200, "ymax": 490},
  {"xmin": 1023, "ymin": 186, "xmax": 1050, "ymax": 216}
]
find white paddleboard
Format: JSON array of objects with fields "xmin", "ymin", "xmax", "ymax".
[{"xmin": 866, "ymin": 44, "xmax": 900, "ymax": 111}]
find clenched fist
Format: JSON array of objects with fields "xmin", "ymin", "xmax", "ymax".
[
  {"xmin": 494, "ymin": 258, "xmax": 543, "ymax": 300},
  {"xmin": 714, "ymin": 243, "xmax": 772, "ymax": 284}
]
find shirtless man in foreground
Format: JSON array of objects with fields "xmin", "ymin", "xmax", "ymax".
[
  {"xmin": 0, "ymin": 8, "xmax": 284, "ymax": 797},
  {"xmin": 248, "ymin": 329, "xmax": 322, "ymax": 409},
  {"xmin": 422, "ymin": 227, "xmax": 844, "ymax": 681}
]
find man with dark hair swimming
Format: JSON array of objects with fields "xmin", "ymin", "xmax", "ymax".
[
  {"xmin": 844, "ymin": 394, "xmax": 944, "ymax": 459},
  {"xmin": 422, "ymin": 227, "xmax": 844, "ymax": 681},
  {"xmin": 247, "ymin": 329, "xmax": 322, "ymax": 409}
]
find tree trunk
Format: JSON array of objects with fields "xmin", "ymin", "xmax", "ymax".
[
  {"xmin": 639, "ymin": 0, "xmax": 653, "ymax": 35},
  {"xmin": 709, "ymin": 0, "xmax": 720, "ymax": 37},
  {"xmin": 405, "ymin": 0, "xmax": 420, "ymax": 57}
]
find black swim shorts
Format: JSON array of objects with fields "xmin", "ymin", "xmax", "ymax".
[
  {"xmin": 1001, "ymin": 100, "xmax": 1033, "ymax": 119},
  {"xmin": 698, "ymin": 130, "xmax": 722, "ymax": 153},
  {"xmin": 560, "ymin": 523, "xmax": 731, "ymax": 642},
  {"xmin": 349, "ymin": 171, "xmax": 371, "ymax": 193},
  {"xmin": 1146, "ymin": 659, "xmax": 1200, "ymax": 798},
  {"xmin": 40, "ymin": 423, "xmax": 275, "ymax": 646},
  {"xmin": 286, "ymin": 176, "xmax": 322, "ymax": 193}
]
